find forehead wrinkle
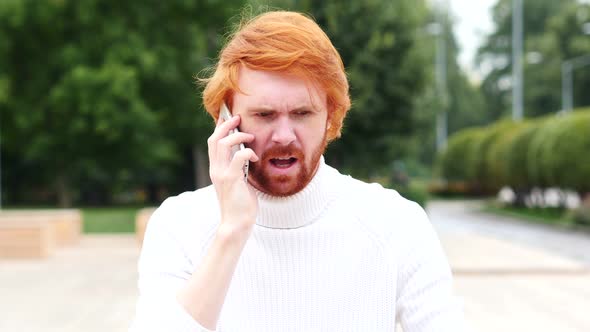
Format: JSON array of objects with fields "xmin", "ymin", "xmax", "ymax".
[
  {"xmin": 235, "ymin": 67, "xmax": 327, "ymax": 113},
  {"xmin": 247, "ymin": 90, "xmax": 316, "ymax": 113}
]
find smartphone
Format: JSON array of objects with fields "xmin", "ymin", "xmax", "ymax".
[{"xmin": 220, "ymin": 102, "xmax": 249, "ymax": 181}]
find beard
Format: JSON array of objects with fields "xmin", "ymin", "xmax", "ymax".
[{"xmin": 248, "ymin": 135, "xmax": 327, "ymax": 197}]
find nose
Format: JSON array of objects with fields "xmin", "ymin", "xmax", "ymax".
[{"xmin": 271, "ymin": 117, "xmax": 296, "ymax": 146}]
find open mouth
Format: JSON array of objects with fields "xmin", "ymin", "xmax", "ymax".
[{"xmin": 270, "ymin": 157, "xmax": 297, "ymax": 168}]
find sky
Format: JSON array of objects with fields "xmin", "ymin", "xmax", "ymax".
[{"xmin": 447, "ymin": 0, "xmax": 497, "ymax": 82}]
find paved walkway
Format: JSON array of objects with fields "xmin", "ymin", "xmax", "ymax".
[
  {"xmin": 427, "ymin": 200, "xmax": 590, "ymax": 332},
  {"xmin": 0, "ymin": 235, "xmax": 140, "ymax": 332},
  {"xmin": 1, "ymin": 201, "xmax": 589, "ymax": 331}
]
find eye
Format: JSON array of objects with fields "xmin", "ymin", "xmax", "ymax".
[
  {"xmin": 294, "ymin": 110, "xmax": 311, "ymax": 117},
  {"xmin": 257, "ymin": 112, "xmax": 273, "ymax": 117}
]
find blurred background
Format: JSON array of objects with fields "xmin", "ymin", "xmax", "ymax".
[{"xmin": 0, "ymin": 0, "xmax": 589, "ymax": 331}]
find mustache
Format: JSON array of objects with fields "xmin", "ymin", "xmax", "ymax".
[{"xmin": 260, "ymin": 145, "xmax": 304, "ymax": 161}]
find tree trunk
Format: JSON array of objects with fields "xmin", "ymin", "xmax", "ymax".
[
  {"xmin": 55, "ymin": 173, "xmax": 72, "ymax": 208},
  {"xmin": 513, "ymin": 187, "xmax": 528, "ymax": 207},
  {"xmin": 193, "ymin": 144, "xmax": 211, "ymax": 189},
  {"xmin": 558, "ymin": 190, "xmax": 568, "ymax": 208}
]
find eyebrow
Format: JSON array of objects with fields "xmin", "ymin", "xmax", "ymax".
[{"xmin": 246, "ymin": 106, "xmax": 316, "ymax": 113}]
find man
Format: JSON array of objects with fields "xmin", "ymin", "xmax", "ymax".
[{"xmin": 131, "ymin": 11, "xmax": 465, "ymax": 332}]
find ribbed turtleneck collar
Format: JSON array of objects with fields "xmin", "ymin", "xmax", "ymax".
[{"xmin": 253, "ymin": 156, "xmax": 340, "ymax": 229}]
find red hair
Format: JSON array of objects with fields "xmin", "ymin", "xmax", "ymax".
[{"xmin": 201, "ymin": 11, "xmax": 351, "ymax": 141}]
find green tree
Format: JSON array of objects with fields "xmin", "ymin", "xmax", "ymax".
[
  {"xmin": 0, "ymin": 0, "xmax": 243, "ymax": 206},
  {"xmin": 476, "ymin": 0, "xmax": 590, "ymax": 118},
  {"xmin": 251, "ymin": 0, "xmax": 433, "ymax": 177}
]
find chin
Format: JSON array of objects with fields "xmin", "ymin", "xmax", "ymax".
[
  {"xmin": 251, "ymin": 174, "xmax": 308, "ymax": 197},
  {"xmin": 249, "ymin": 139, "xmax": 326, "ymax": 197}
]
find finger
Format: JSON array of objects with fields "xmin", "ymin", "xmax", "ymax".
[
  {"xmin": 211, "ymin": 115, "xmax": 241, "ymax": 143},
  {"xmin": 217, "ymin": 132, "xmax": 255, "ymax": 159},
  {"xmin": 208, "ymin": 115, "xmax": 241, "ymax": 158},
  {"xmin": 228, "ymin": 148, "xmax": 259, "ymax": 179}
]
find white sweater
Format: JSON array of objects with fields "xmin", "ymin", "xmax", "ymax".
[{"xmin": 130, "ymin": 158, "xmax": 465, "ymax": 331}]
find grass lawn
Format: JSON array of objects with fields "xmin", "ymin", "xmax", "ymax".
[
  {"xmin": 82, "ymin": 207, "xmax": 139, "ymax": 233},
  {"xmin": 431, "ymin": 194, "xmax": 493, "ymax": 201},
  {"xmin": 481, "ymin": 203, "xmax": 575, "ymax": 228}
]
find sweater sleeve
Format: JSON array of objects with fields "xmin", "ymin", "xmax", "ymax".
[
  {"xmin": 129, "ymin": 197, "xmax": 216, "ymax": 332},
  {"xmin": 395, "ymin": 202, "xmax": 468, "ymax": 332}
]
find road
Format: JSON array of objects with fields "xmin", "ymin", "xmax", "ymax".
[{"xmin": 1, "ymin": 200, "xmax": 589, "ymax": 331}]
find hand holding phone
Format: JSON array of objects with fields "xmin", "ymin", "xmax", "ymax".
[{"xmin": 220, "ymin": 103, "xmax": 249, "ymax": 181}]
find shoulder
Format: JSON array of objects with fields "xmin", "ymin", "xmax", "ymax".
[
  {"xmin": 143, "ymin": 185, "xmax": 220, "ymax": 251},
  {"xmin": 339, "ymin": 176, "xmax": 443, "ymax": 267},
  {"xmin": 137, "ymin": 186, "xmax": 220, "ymax": 284},
  {"xmin": 338, "ymin": 174, "xmax": 431, "ymax": 243},
  {"xmin": 155, "ymin": 185, "xmax": 218, "ymax": 220},
  {"xmin": 341, "ymin": 174, "xmax": 423, "ymax": 219}
]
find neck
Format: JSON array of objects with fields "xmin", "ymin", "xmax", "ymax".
[{"xmin": 253, "ymin": 156, "xmax": 339, "ymax": 229}]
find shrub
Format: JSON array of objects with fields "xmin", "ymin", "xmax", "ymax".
[
  {"xmin": 471, "ymin": 120, "xmax": 518, "ymax": 193},
  {"xmin": 505, "ymin": 121, "xmax": 543, "ymax": 190},
  {"xmin": 544, "ymin": 111, "xmax": 590, "ymax": 193},
  {"xmin": 427, "ymin": 180, "xmax": 473, "ymax": 197},
  {"xmin": 463, "ymin": 130, "xmax": 489, "ymax": 191},
  {"xmin": 436, "ymin": 127, "xmax": 482, "ymax": 183},
  {"xmin": 433, "ymin": 108, "xmax": 589, "ymax": 200},
  {"xmin": 527, "ymin": 116, "xmax": 561, "ymax": 188},
  {"xmin": 486, "ymin": 121, "xmax": 529, "ymax": 189},
  {"xmin": 397, "ymin": 182, "xmax": 429, "ymax": 208},
  {"xmin": 571, "ymin": 205, "xmax": 590, "ymax": 226},
  {"xmin": 569, "ymin": 194, "xmax": 590, "ymax": 226}
]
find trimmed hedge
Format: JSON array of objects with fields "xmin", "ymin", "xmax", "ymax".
[
  {"xmin": 487, "ymin": 121, "xmax": 530, "ymax": 188},
  {"xmin": 479, "ymin": 121, "xmax": 521, "ymax": 192},
  {"xmin": 527, "ymin": 116, "xmax": 562, "ymax": 188},
  {"xmin": 505, "ymin": 122, "xmax": 542, "ymax": 190},
  {"xmin": 435, "ymin": 108, "xmax": 590, "ymax": 195},
  {"xmin": 545, "ymin": 112, "xmax": 590, "ymax": 192},
  {"xmin": 436, "ymin": 127, "xmax": 482, "ymax": 182}
]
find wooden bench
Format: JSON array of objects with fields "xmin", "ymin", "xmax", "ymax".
[
  {"xmin": 0, "ymin": 210, "xmax": 82, "ymax": 258},
  {"xmin": 135, "ymin": 208, "xmax": 156, "ymax": 246},
  {"xmin": 0, "ymin": 210, "xmax": 82, "ymax": 246},
  {"xmin": 0, "ymin": 217, "xmax": 56, "ymax": 258}
]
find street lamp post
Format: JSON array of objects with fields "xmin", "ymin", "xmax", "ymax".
[
  {"xmin": 561, "ymin": 54, "xmax": 590, "ymax": 113},
  {"xmin": 434, "ymin": 1, "xmax": 448, "ymax": 152},
  {"xmin": 512, "ymin": 0, "xmax": 524, "ymax": 121},
  {"xmin": 425, "ymin": 1, "xmax": 449, "ymax": 152}
]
